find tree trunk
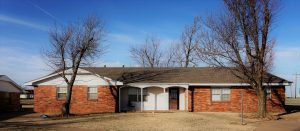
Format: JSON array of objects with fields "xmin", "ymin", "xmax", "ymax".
[
  {"xmin": 256, "ymin": 86, "xmax": 267, "ymax": 118},
  {"xmin": 62, "ymin": 84, "xmax": 73, "ymax": 116}
]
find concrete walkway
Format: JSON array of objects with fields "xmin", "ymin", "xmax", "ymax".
[{"xmin": 254, "ymin": 120, "xmax": 300, "ymax": 131}]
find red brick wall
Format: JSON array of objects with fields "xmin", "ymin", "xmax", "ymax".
[
  {"xmin": 34, "ymin": 85, "xmax": 117, "ymax": 114},
  {"xmin": 0, "ymin": 92, "xmax": 21, "ymax": 112},
  {"xmin": 188, "ymin": 86, "xmax": 285, "ymax": 113}
]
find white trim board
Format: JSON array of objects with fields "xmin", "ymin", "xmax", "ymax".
[{"xmin": 24, "ymin": 68, "xmax": 123, "ymax": 86}]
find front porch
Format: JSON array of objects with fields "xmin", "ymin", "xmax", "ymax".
[{"xmin": 119, "ymin": 84, "xmax": 189, "ymax": 112}]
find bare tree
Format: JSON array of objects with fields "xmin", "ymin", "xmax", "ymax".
[
  {"xmin": 43, "ymin": 15, "xmax": 106, "ymax": 116},
  {"xmin": 197, "ymin": 0, "xmax": 278, "ymax": 118},
  {"xmin": 130, "ymin": 35, "xmax": 163, "ymax": 67},
  {"xmin": 171, "ymin": 17, "xmax": 202, "ymax": 67},
  {"xmin": 163, "ymin": 43, "xmax": 177, "ymax": 67}
]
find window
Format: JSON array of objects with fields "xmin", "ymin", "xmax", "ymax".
[
  {"xmin": 212, "ymin": 87, "xmax": 231, "ymax": 101},
  {"xmin": 169, "ymin": 89, "xmax": 178, "ymax": 99},
  {"xmin": 57, "ymin": 87, "xmax": 67, "ymax": 99},
  {"xmin": 128, "ymin": 88, "xmax": 148, "ymax": 102},
  {"xmin": 88, "ymin": 87, "xmax": 98, "ymax": 100},
  {"xmin": 266, "ymin": 88, "xmax": 271, "ymax": 98}
]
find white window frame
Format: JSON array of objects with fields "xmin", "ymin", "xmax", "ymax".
[
  {"xmin": 88, "ymin": 87, "xmax": 98, "ymax": 100},
  {"xmin": 57, "ymin": 86, "xmax": 67, "ymax": 100},
  {"xmin": 211, "ymin": 87, "xmax": 231, "ymax": 102},
  {"xmin": 128, "ymin": 88, "xmax": 148, "ymax": 102},
  {"xmin": 266, "ymin": 88, "xmax": 272, "ymax": 99}
]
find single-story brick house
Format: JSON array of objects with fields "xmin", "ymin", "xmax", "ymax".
[
  {"xmin": 25, "ymin": 67, "xmax": 291, "ymax": 114},
  {"xmin": 0, "ymin": 75, "xmax": 22, "ymax": 112}
]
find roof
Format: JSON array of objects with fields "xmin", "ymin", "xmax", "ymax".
[
  {"xmin": 0, "ymin": 75, "xmax": 22, "ymax": 92},
  {"xmin": 82, "ymin": 67, "xmax": 291, "ymax": 84}
]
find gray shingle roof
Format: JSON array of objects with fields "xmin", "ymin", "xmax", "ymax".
[{"xmin": 82, "ymin": 67, "xmax": 290, "ymax": 84}]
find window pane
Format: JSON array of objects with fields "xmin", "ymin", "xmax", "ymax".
[
  {"xmin": 58, "ymin": 93, "xmax": 67, "ymax": 99},
  {"xmin": 212, "ymin": 94, "xmax": 221, "ymax": 101},
  {"xmin": 57, "ymin": 87, "xmax": 67, "ymax": 99},
  {"xmin": 222, "ymin": 88, "xmax": 230, "ymax": 94},
  {"xmin": 212, "ymin": 89, "xmax": 221, "ymax": 94},
  {"xmin": 129, "ymin": 95, "xmax": 137, "ymax": 102},
  {"xmin": 222, "ymin": 94, "xmax": 230, "ymax": 101},
  {"xmin": 88, "ymin": 93, "xmax": 98, "ymax": 99},
  {"xmin": 129, "ymin": 88, "xmax": 138, "ymax": 95},
  {"xmin": 88, "ymin": 87, "xmax": 98, "ymax": 93},
  {"xmin": 58, "ymin": 87, "xmax": 67, "ymax": 93}
]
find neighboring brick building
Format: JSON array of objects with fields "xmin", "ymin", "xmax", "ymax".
[
  {"xmin": 25, "ymin": 67, "xmax": 290, "ymax": 114},
  {"xmin": 0, "ymin": 75, "xmax": 22, "ymax": 112}
]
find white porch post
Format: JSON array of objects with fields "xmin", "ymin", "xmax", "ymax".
[
  {"xmin": 185, "ymin": 88, "xmax": 188, "ymax": 111},
  {"xmin": 141, "ymin": 88, "xmax": 143, "ymax": 112}
]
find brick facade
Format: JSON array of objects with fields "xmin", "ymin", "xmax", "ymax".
[
  {"xmin": 34, "ymin": 85, "xmax": 285, "ymax": 114},
  {"xmin": 34, "ymin": 85, "xmax": 117, "ymax": 114},
  {"xmin": 188, "ymin": 86, "xmax": 285, "ymax": 113},
  {"xmin": 0, "ymin": 92, "xmax": 21, "ymax": 112}
]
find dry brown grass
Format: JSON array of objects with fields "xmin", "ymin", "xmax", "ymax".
[{"xmin": 0, "ymin": 112, "xmax": 257, "ymax": 131}]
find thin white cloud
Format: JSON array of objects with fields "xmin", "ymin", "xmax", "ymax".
[
  {"xmin": 273, "ymin": 47, "xmax": 300, "ymax": 97},
  {"xmin": 0, "ymin": 14, "xmax": 48, "ymax": 31},
  {"xmin": 273, "ymin": 47, "xmax": 300, "ymax": 73},
  {"xmin": 275, "ymin": 47, "xmax": 300, "ymax": 57},
  {"xmin": 27, "ymin": 0, "xmax": 61, "ymax": 23},
  {"xmin": 109, "ymin": 33, "xmax": 136, "ymax": 45},
  {"xmin": 0, "ymin": 47, "xmax": 50, "ymax": 85}
]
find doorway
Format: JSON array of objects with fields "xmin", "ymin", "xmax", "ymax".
[{"xmin": 169, "ymin": 88, "xmax": 179, "ymax": 110}]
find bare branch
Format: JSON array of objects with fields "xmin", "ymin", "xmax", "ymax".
[
  {"xmin": 130, "ymin": 35, "xmax": 163, "ymax": 67},
  {"xmin": 196, "ymin": 0, "xmax": 278, "ymax": 118},
  {"xmin": 43, "ymin": 15, "xmax": 106, "ymax": 116},
  {"xmin": 171, "ymin": 17, "xmax": 202, "ymax": 67}
]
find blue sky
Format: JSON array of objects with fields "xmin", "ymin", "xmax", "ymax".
[{"xmin": 0, "ymin": 0, "xmax": 299, "ymax": 96}]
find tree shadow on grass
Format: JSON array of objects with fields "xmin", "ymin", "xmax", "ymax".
[
  {"xmin": 277, "ymin": 105, "xmax": 300, "ymax": 116},
  {"xmin": 271, "ymin": 89, "xmax": 300, "ymax": 116},
  {"xmin": 0, "ymin": 113, "xmax": 116, "ymax": 130},
  {"xmin": 0, "ymin": 120, "xmax": 84, "ymax": 130},
  {"xmin": 0, "ymin": 106, "xmax": 34, "ymax": 121}
]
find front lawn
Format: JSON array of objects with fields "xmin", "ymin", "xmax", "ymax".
[
  {"xmin": 0, "ymin": 111, "xmax": 256, "ymax": 131},
  {"xmin": 0, "ymin": 111, "xmax": 299, "ymax": 131}
]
